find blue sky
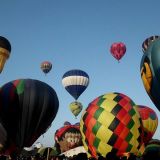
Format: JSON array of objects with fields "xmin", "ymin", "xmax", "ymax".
[{"xmin": 0, "ymin": 0, "xmax": 160, "ymax": 147}]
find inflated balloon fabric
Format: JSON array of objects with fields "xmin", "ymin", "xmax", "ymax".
[
  {"xmin": 80, "ymin": 92, "xmax": 144, "ymax": 158},
  {"xmin": 0, "ymin": 79, "xmax": 59, "ymax": 149}
]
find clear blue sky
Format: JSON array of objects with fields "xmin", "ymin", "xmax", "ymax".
[{"xmin": 0, "ymin": 0, "xmax": 160, "ymax": 147}]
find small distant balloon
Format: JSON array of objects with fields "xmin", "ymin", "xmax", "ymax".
[
  {"xmin": 41, "ymin": 61, "xmax": 52, "ymax": 75},
  {"xmin": 69, "ymin": 101, "xmax": 83, "ymax": 118},
  {"xmin": 0, "ymin": 36, "xmax": 11, "ymax": 73},
  {"xmin": 110, "ymin": 42, "xmax": 126, "ymax": 62}
]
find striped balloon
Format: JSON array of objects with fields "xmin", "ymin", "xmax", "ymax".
[
  {"xmin": 80, "ymin": 92, "xmax": 144, "ymax": 158},
  {"xmin": 62, "ymin": 69, "xmax": 89, "ymax": 100},
  {"xmin": 142, "ymin": 35, "xmax": 160, "ymax": 53}
]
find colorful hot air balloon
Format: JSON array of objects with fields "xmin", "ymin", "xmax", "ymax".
[
  {"xmin": 0, "ymin": 79, "xmax": 59, "ymax": 151},
  {"xmin": 135, "ymin": 105, "xmax": 158, "ymax": 144},
  {"xmin": 41, "ymin": 61, "xmax": 52, "ymax": 75},
  {"xmin": 110, "ymin": 42, "xmax": 126, "ymax": 62},
  {"xmin": 69, "ymin": 101, "xmax": 83, "ymax": 118},
  {"xmin": 54, "ymin": 122, "xmax": 82, "ymax": 153},
  {"xmin": 62, "ymin": 69, "xmax": 89, "ymax": 100},
  {"xmin": 0, "ymin": 36, "xmax": 11, "ymax": 73},
  {"xmin": 140, "ymin": 38, "xmax": 160, "ymax": 111},
  {"xmin": 142, "ymin": 35, "xmax": 160, "ymax": 53},
  {"xmin": 80, "ymin": 92, "xmax": 144, "ymax": 159}
]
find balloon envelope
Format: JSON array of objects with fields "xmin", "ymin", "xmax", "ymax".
[
  {"xmin": 0, "ymin": 79, "xmax": 59, "ymax": 150},
  {"xmin": 143, "ymin": 139, "xmax": 160, "ymax": 159},
  {"xmin": 0, "ymin": 36, "xmax": 11, "ymax": 73},
  {"xmin": 69, "ymin": 101, "xmax": 83, "ymax": 117},
  {"xmin": 80, "ymin": 92, "xmax": 144, "ymax": 158},
  {"xmin": 140, "ymin": 39, "xmax": 160, "ymax": 111},
  {"xmin": 62, "ymin": 69, "xmax": 89, "ymax": 100},
  {"xmin": 41, "ymin": 61, "xmax": 52, "ymax": 74},
  {"xmin": 135, "ymin": 105, "xmax": 158, "ymax": 144},
  {"xmin": 54, "ymin": 122, "xmax": 82, "ymax": 153},
  {"xmin": 142, "ymin": 35, "xmax": 160, "ymax": 53},
  {"xmin": 110, "ymin": 42, "xmax": 126, "ymax": 61}
]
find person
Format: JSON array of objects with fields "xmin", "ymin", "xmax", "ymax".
[
  {"xmin": 88, "ymin": 157, "xmax": 96, "ymax": 160},
  {"xmin": 128, "ymin": 153, "xmax": 137, "ymax": 160},
  {"xmin": 106, "ymin": 152, "xmax": 120, "ymax": 160},
  {"xmin": 76, "ymin": 153, "xmax": 88, "ymax": 160},
  {"xmin": 98, "ymin": 155, "xmax": 106, "ymax": 160}
]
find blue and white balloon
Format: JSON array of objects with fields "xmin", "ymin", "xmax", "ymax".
[{"xmin": 62, "ymin": 69, "xmax": 89, "ymax": 100}]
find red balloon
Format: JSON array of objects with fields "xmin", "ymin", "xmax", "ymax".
[{"xmin": 110, "ymin": 42, "xmax": 126, "ymax": 61}]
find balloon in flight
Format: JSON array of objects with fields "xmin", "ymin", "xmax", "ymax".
[
  {"xmin": 62, "ymin": 69, "xmax": 89, "ymax": 100},
  {"xmin": 110, "ymin": 42, "xmax": 126, "ymax": 62},
  {"xmin": 0, "ymin": 36, "xmax": 11, "ymax": 73},
  {"xmin": 142, "ymin": 35, "xmax": 160, "ymax": 53},
  {"xmin": 69, "ymin": 101, "xmax": 83, "ymax": 118},
  {"xmin": 41, "ymin": 61, "xmax": 52, "ymax": 75},
  {"xmin": 140, "ymin": 38, "xmax": 160, "ymax": 111}
]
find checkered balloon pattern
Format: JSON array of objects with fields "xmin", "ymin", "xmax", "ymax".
[
  {"xmin": 80, "ymin": 92, "xmax": 144, "ymax": 158},
  {"xmin": 135, "ymin": 105, "xmax": 158, "ymax": 144}
]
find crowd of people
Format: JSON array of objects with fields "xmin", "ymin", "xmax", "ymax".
[{"xmin": 0, "ymin": 150, "xmax": 159, "ymax": 160}]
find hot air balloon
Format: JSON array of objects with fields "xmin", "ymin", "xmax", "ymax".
[
  {"xmin": 0, "ymin": 79, "xmax": 59, "ymax": 152},
  {"xmin": 142, "ymin": 35, "xmax": 160, "ymax": 53},
  {"xmin": 110, "ymin": 42, "xmax": 126, "ymax": 62},
  {"xmin": 148, "ymin": 139, "xmax": 160, "ymax": 145},
  {"xmin": 41, "ymin": 61, "xmax": 52, "ymax": 75},
  {"xmin": 143, "ymin": 139, "xmax": 160, "ymax": 160},
  {"xmin": 0, "ymin": 36, "xmax": 11, "ymax": 73},
  {"xmin": 69, "ymin": 101, "xmax": 83, "ymax": 118},
  {"xmin": 80, "ymin": 92, "xmax": 144, "ymax": 159},
  {"xmin": 135, "ymin": 105, "xmax": 158, "ymax": 144},
  {"xmin": 64, "ymin": 121, "xmax": 71, "ymax": 126},
  {"xmin": 54, "ymin": 122, "xmax": 82, "ymax": 153},
  {"xmin": 140, "ymin": 38, "xmax": 160, "ymax": 111},
  {"xmin": 62, "ymin": 69, "xmax": 89, "ymax": 100}
]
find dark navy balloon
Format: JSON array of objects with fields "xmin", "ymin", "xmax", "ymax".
[{"xmin": 0, "ymin": 79, "xmax": 59, "ymax": 150}]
